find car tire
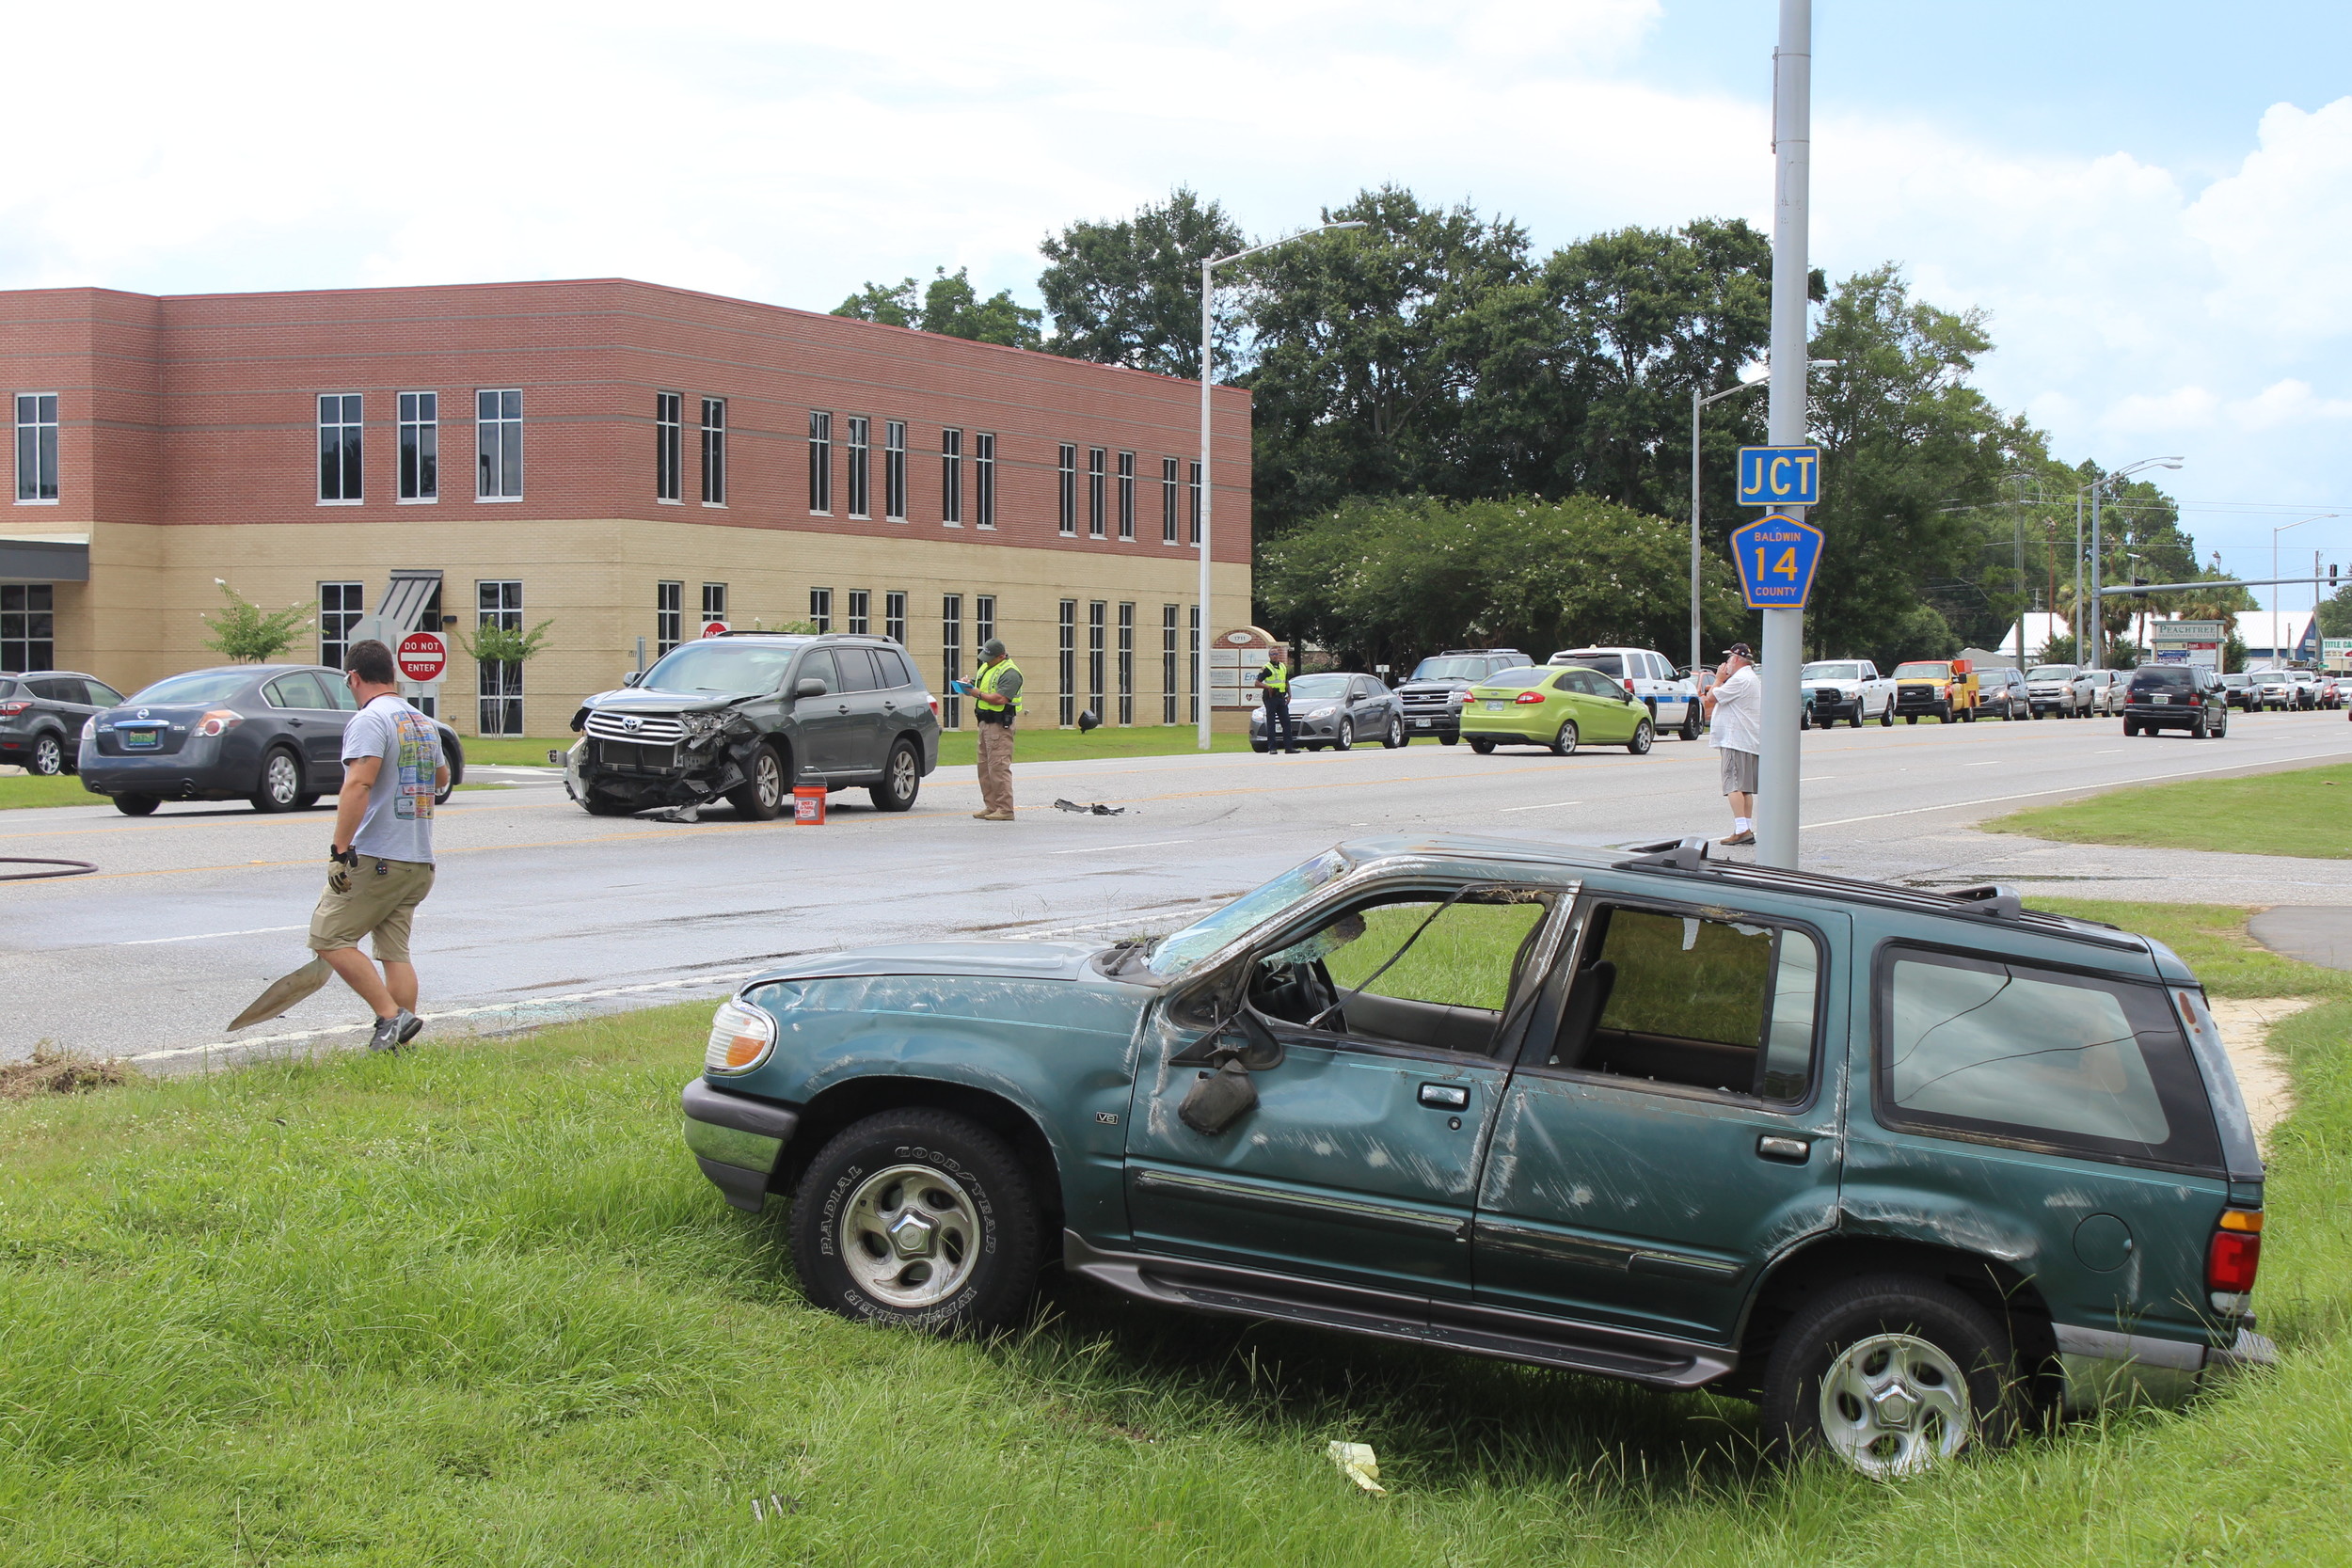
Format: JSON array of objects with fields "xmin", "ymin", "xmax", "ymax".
[
  {"xmin": 1469, "ymin": 736, "xmax": 1496, "ymax": 754},
  {"xmin": 1905, "ymin": 714, "xmax": 1917, "ymax": 725},
  {"xmin": 1383, "ymin": 717, "xmax": 1406, "ymax": 748},
  {"xmin": 727, "ymin": 742, "xmax": 789, "ymax": 820},
  {"xmin": 437, "ymin": 736, "xmax": 465, "ymax": 805},
  {"xmin": 1439, "ymin": 734, "xmax": 1458, "ymax": 746},
  {"xmin": 1549, "ymin": 720, "xmax": 1580, "ymax": 757},
  {"xmin": 1760, "ymin": 1273, "xmax": 2019, "ymax": 1479},
  {"xmin": 789, "ymin": 1108, "xmax": 1042, "ymax": 1335},
  {"xmin": 294, "ymin": 792, "xmax": 321, "ymax": 811},
  {"xmin": 1250, "ymin": 740, "xmax": 1268, "ymax": 753},
  {"xmin": 870, "ymin": 738, "xmax": 922, "ymax": 812},
  {"xmin": 1626, "ymin": 719, "xmax": 1652, "ymax": 755},
  {"xmin": 249, "ymin": 747, "xmax": 305, "ymax": 814},
  {"xmin": 2191, "ymin": 714, "xmax": 2208, "ymax": 739},
  {"xmin": 113, "ymin": 794, "xmax": 159, "ymax": 816},
  {"xmin": 583, "ymin": 794, "xmax": 633, "ymax": 816},
  {"xmin": 1879, "ymin": 706, "xmax": 1893, "ymax": 727},
  {"xmin": 1681, "ymin": 708, "xmax": 1702, "ymax": 741},
  {"xmin": 2212, "ymin": 711, "xmax": 2228, "ymax": 739},
  {"xmin": 2122, "ymin": 719, "xmax": 2138, "ymax": 736},
  {"xmin": 1336, "ymin": 719, "xmax": 1355, "ymax": 751},
  {"xmin": 29, "ymin": 733, "xmax": 65, "ymax": 776}
]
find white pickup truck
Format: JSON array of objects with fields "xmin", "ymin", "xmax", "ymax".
[{"xmin": 1799, "ymin": 658, "xmax": 1898, "ymax": 727}]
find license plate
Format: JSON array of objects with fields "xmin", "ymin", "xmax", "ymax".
[
  {"xmin": 2153, "ymin": 695, "xmax": 2169, "ymax": 705},
  {"xmin": 1485, "ymin": 700, "xmax": 1506, "ymax": 712},
  {"xmin": 1413, "ymin": 718, "xmax": 1430, "ymax": 727},
  {"xmin": 121, "ymin": 729, "xmax": 161, "ymax": 750}
]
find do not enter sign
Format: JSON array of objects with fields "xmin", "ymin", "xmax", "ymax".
[
  {"xmin": 396, "ymin": 630, "xmax": 449, "ymax": 683},
  {"xmin": 701, "ymin": 621, "xmax": 730, "ymax": 640}
]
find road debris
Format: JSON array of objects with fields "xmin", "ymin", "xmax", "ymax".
[
  {"xmin": 228, "ymin": 958, "xmax": 332, "ymax": 1030},
  {"xmin": 1326, "ymin": 1440, "xmax": 1388, "ymax": 1495},
  {"xmin": 750, "ymin": 1494, "xmax": 797, "ymax": 1522},
  {"xmin": 1053, "ymin": 799, "xmax": 1127, "ymax": 816}
]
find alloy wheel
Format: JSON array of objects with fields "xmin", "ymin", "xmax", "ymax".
[
  {"xmin": 756, "ymin": 750, "xmax": 785, "ymax": 811},
  {"xmin": 836, "ymin": 1161, "xmax": 982, "ymax": 1309},
  {"xmin": 30, "ymin": 735, "xmax": 64, "ymax": 775},
  {"xmin": 1337, "ymin": 719, "xmax": 1354, "ymax": 750},
  {"xmin": 1816, "ymin": 1332, "xmax": 1974, "ymax": 1478}
]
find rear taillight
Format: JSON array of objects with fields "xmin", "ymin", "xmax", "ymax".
[
  {"xmin": 2207, "ymin": 1210, "xmax": 2263, "ymax": 1295},
  {"xmin": 1623, "ymin": 678, "xmax": 1636, "ymax": 695},
  {"xmin": 1513, "ymin": 690, "xmax": 1545, "ymax": 705},
  {"xmin": 0, "ymin": 699, "xmax": 28, "ymax": 716},
  {"xmin": 197, "ymin": 709, "xmax": 244, "ymax": 737},
  {"xmin": 928, "ymin": 693, "xmax": 940, "ymax": 721}
]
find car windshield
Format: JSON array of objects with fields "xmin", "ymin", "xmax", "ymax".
[
  {"xmin": 1288, "ymin": 674, "xmax": 1353, "ymax": 699},
  {"xmin": 2026, "ymin": 666, "xmax": 2076, "ymax": 681},
  {"xmin": 1555, "ymin": 652, "xmax": 1624, "ymax": 676},
  {"xmin": 640, "ymin": 641, "xmax": 805, "ymax": 695},
  {"xmin": 1152, "ymin": 848, "xmax": 1351, "ymax": 977},
  {"xmin": 1477, "ymin": 670, "xmax": 1550, "ymax": 690},
  {"xmin": 127, "ymin": 671, "xmax": 255, "ymax": 706},
  {"xmin": 1410, "ymin": 657, "xmax": 1498, "ymax": 681},
  {"xmin": 2133, "ymin": 668, "xmax": 2194, "ymax": 689},
  {"xmin": 1893, "ymin": 662, "xmax": 1948, "ymax": 678},
  {"xmin": 1802, "ymin": 662, "xmax": 1862, "ymax": 680}
]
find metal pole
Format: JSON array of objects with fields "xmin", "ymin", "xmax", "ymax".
[
  {"xmin": 2013, "ymin": 515, "xmax": 2026, "ymax": 664},
  {"xmin": 1756, "ymin": 0, "xmax": 1809, "ymax": 869},
  {"xmin": 1197, "ymin": 257, "xmax": 1215, "ymax": 751},
  {"xmin": 2074, "ymin": 491, "xmax": 2084, "ymax": 661},
  {"xmin": 1690, "ymin": 386, "xmax": 1704, "ymax": 675},
  {"xmin": 2090, "ymin": 476, "xmax": 2105, "ymax": 669}
]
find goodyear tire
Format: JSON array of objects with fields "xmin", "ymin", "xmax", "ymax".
[{"xmin": 789, "ymin": 1109, "xmax": 1041, "ymax": 1334}]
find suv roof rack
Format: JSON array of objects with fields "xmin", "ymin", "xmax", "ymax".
[{"xmin": 1438, "ymin": 648, "xmax": 1525, "ymax": 657}]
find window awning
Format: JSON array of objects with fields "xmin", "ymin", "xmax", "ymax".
[{"xmin": 0, "ymin": 538, "xmax": 88, "ymax": 582}]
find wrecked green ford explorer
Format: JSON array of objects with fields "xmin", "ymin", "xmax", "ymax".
[{"xmin": 680, "ymin": 834, "xmax": 2274, "ymax": 1477}]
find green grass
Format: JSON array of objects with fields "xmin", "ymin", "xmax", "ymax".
[
  {"xmin": 935, "ymin": 724, "xmax": 1259, "ymax": 767},
  {"xmin": 1323, "ymin": 901, "xmax": 1547, "ymax": 1009},
  {"xmin": 5, "ymin": 902, "xmax": 2352, "ymax": 1563},
  {"xmin": 0, "ymin": 773, "xmax": 100, "ymax": 810},
  {"xmin": 1983, "ymin": 760, "xmax": 2352, "ymax": 859},
  {"xmin": 454, "ymin": 736, "xmax": 573, "ymax": 767}
]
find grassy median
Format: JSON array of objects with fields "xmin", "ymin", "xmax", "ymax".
[
  {"xmin": 2, "ymin": 902, "xmax": 2347, "ymax": 1564},
  {"xmin": 1982, "ymin": 759, "xmax": 2352, "ymax": 859},
  {"xmin": 0, "ymin": 773, "xmax": 100, "ymax": 811}
]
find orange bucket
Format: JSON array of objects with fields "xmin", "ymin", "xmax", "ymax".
[{"xmin": 792, "ymin": 785, "xmax": 827, "ymax": 825}]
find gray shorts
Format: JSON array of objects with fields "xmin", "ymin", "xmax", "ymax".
[{"xmin": 1717, "ymin": 747, "xmax": 1759, "ymax": 796}]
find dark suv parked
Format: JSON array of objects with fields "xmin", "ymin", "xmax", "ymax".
[
  {"xmin": 1, "ymin": 670, "xmax": 124, "ymax": 775},
  {"xmin": 2124, "ymin": 665, "xmax": 2228, "ymax": 738},
  {"xmin": 567, "ymin": 633, "xmax": 940, "ymax": 818},
  {"xmin": 1394, "ymin": 649, "xmax": 1534, "ymax": 744}
]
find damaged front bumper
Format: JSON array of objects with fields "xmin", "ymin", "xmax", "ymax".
[
  {"xmin": 2053, "ymin": 1322, "xmax": 2278, "ymax": 1413},
  {"xmin": 681, "ymin": 1078, "xmax": 799, "ymax": 1212},
  {"xmin": 571, "ymin": 730, "xmax": 757, "ymax": 810}
]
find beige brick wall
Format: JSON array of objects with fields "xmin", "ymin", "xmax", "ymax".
[{"xmin": 66, "ymin": 518, "xmax": 1249, "ymax": 736}]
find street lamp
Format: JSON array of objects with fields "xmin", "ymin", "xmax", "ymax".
[
  {"xmin": 1196, "ymin": 220, "xmax": 1367, "ymax": 750},
  {"xmin": 2270, "ymin": 513, "xmax": 2337, "ymax": 664},
  {"xmin": 2086, "ymin": 456, "xmax": 2181, "ymax": 667},
  {"xmin": 1687, "ymin": 359, "xmax": 1836, "ymax": 675}
]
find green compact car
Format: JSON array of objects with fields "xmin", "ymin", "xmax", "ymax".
[
  {"xmin": 1459, "ymin": 665, "xmax": 1653, "ymax": 755},
  {"xmin": 680, "ymin": 835, "xmax": 2272, "ymax": 1479}
]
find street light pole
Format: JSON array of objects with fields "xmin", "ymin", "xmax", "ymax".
[
  {"xmin": 2270, "ymin": 514, "xmax": 2338, "ymax": 664},
  {"xmin": 1690, "ymin": 372, "xmax": 1765, "ymax": 675},
  {"xmin": 1756, "ymin": 0, "xmax": 1810, "ymax": 869},
  {"xmin": 1196, "ymin": 219, "xmax": 1366, "ymax": 750},
  {"xmin": 2087, "ymin": 456, "xmax": 2182, "ymax": 668}
]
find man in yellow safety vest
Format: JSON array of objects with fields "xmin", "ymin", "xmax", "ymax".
[
  {"xmin": 964, "ymin": 638, "xmax": 1023, "ymax": 820},
  {"xmin": 1256, "ymin": 644, "xmax": 1297, "ymax": 754}
]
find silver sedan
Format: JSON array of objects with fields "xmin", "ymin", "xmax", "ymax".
[{"xmin": 1250, "ymin": 673, "xmax": 1408, "ymax": 752}]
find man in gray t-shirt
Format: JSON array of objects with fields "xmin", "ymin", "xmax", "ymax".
[{"xmin": 308, "ymin": 639, "xmax": 448, "ymax": 1052}]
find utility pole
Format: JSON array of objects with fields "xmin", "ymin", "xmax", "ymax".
[{"xmin": 1756, "ymin": 0, "xmax": 1809, "ymax": 869}]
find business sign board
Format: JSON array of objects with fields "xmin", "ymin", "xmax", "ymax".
[
  {"xmin": 2322, "ymin": 637, "xmax": 2352, "ymax": 673},
  {"xmin": 1736, "ymin": 445, "xmax": 1821, "ymax": 508},
  {"xmin": 1731, "ymin": 514, "xmax": 1825, "ymax": 610},
  {"xmin": 2151, "ymin": 619, "xmax": 2222, "ymax": 671}
]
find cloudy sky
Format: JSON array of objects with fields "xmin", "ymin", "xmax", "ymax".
[{"xmin": 11, "ymin": 0, "xmax": 2349, "ymax": 611}]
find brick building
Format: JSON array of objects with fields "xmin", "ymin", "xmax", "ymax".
[{"xmin": 1, "ymin": 278, "xmax": 1251, "ymax": 735}]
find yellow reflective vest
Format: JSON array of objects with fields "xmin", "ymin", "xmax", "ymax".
[
  {"xmin": 974, "ymin": 658, "xmax": 1024, "ymax": 715},
  {"xmin": 1259, "ymin": 662, "xmax": 1290, "ymax": 695}
]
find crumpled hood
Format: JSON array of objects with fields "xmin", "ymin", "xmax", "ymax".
[
  {"xmin": 752, "ymin": 940, "xmax": 1104, "ymax": 986},
  {"xmin": 581, "ymin": 688, "xmax": 739, "ymax": 716}
]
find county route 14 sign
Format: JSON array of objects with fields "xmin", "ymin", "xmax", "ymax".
[{"xmin": 1731, "ymin": 514, "xmax": 1824, "ymax": 610}]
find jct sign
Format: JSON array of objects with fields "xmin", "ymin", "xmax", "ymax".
[{"xmin": 396, "ymin": 630, "xmax": 449, "ymax": 684}]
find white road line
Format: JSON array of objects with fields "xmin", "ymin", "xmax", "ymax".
[
  {"xmin": 1500, "ymin": 800, "xmax": 1584, "ymax": 813},
  {"xmin": 1049, "ymin": 837, "xmax": 1194, "ymax": 855},
  {"xmin": 1800, "ymin": 775, "xmax": 1836, "ymax": 782},
  {"xmin": 1963, "ymin": 761, "xmax": 1999, "ymax": 767},
  {"xmin": 1804, "ymin": 746, "xmax": 2352, "ymax": 831},
  {"xmin": 118, "ymin": 924, "xmax": 307, "ymax": 946}
]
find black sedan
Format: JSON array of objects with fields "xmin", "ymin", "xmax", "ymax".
[
  {"xmin": 1248, "ymin": 672, "xmax": 1407, "ymax": 752},
  {"xmin": 78, "ymin": 664, "xmax": 465, "ymax": 816}
]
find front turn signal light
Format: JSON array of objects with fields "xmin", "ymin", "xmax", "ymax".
[{"xmin": 704, "ymin": 994, "xmax": 779, "ymax": 1075}]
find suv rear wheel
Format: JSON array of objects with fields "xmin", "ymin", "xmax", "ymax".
[
  {"xmin": 1761, "ymin": 1274, "xmax": 2019, "ymax": 1478},
  {"xmin": 29, "ymin": 733, "xmax": 65, "ymax": 775},
  {"xmin": 789, "ymin": 1109, "xmax": 1041, "ymax": 1333},
  {"xmin": 870, "ymin": 738, "xmax": 921, "ymax": 812},
  {"xmin": 728, "ymin": 742, "xmax": 788, "ymax": 820}
]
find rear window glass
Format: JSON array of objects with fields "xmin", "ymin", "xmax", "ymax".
[
  {"xmin": 129, "ymin": 671, "xmax": 255, "ymax": 706},
  {"xmin": 1877, "ymin": 948, "xmax": 2220, "ymax": 1172},
  {"xmin": 1555, "ymin": 653, "xmax": 1625, "ymax": 677},
  {"xmin": 1477, "ymin": 670, "xmax": 1549, "ymax": 690},
  {"xmin": 1893, "ymin": 662, "xmax": 1948, "ymax": 678},
  {"xmin": 2132, "ymin": 668, "xmax": 2194, "ymax": 689}
]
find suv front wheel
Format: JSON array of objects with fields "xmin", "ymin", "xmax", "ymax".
[
  {"xmin": 870, "ymin": 738, "xmax": 921, "ymax": 811},
  {"xmin": 728, "ymin": 742, "xmax": 789, "ymax": 820},
  {"xmin": 1761, "ymin": 1274, "xmax": 2019, "ymax": 1478}
]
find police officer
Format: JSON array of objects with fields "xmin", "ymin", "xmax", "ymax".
[
  {"xmin": 966, "ymin": 638, "xmax": 1023, "ymax": 820},
  {"xmin": 1257, "ymin": 643, "xmax": 1297, "ymax": 754}
]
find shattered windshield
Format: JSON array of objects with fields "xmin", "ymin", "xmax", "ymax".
[{"xmin": 1151, "ymin": 849, "xmax": 1351, "ymax": 977}]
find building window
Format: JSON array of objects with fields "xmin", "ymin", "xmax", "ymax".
[
  {"xmin": 1088, "ymin": 448, "xmax": 1106, "ymax": 538},
  {"xmin": 1161, "ymin": 457, "xmax": 1179, "ymax": 545},
  {"xmin": 477, "ymin": 579, "xmax": 525, "ymax": 735},
  {"xmin": 846, "ymin": 416, "xmax": 869, "ymax": 518},
  {"xmin": 1187, "ymin": 460, "xmax": 1202, "ymax": 545},
  {"xmin": 804, "ymin": 409, "xmax": 831, "ymax": 514},
  {"xmin": 1188, "ymin": 603, "xmax": 1200, "ymax": 722},
  {"xmin": 657, "ymin": 580, "xmax": 683, "ymax": 655},
  {"xmin": 808, "ymin": 588, "xmax": 832, "ymax": 632},
  {"xmin": 701, "ymin": 582, "xmax": 727, "ymax": 627},
  {"xmin": 1, "ymin": 584, "xmax": 54, "ymax": 671},
  {"xmin": 14, "ymin": 394, "xmax": 58, "ymax": 503},
  {"xmin": 976, "ymin": 594, "xmax": 995, "ymax": 653},
  {"xmin": 320, "ymin": 582, "xmax": 365, "ymax": 669},
  {"xmin": 1088, "ymin": 601, "xmax": 1106, "ymax": 722},
  {"xmin": 885, "ymin": 591, "xmax": 907, "ymax": 647},
  {"xmin": 1117, "ymin": 451, "xmax": 1136, "ymax": 540},
  {"xmin": 476, "ymin": 389, "xmax": 523, "ymax": 499},
  {"xmin": 941, "ymin": 594, "xmax": 963, "ymax": 730},
  {"xmin": 701, "ymin": 398, "xmax": 727, "ymax": 506},
  {"xmin": 940, "ymin": 428, "xmax": 962, "ymax": 525},
  {"xmin": 1117, "ymin": 602, "xmax": 1134, "ymax": 724},
  {"xmin": 884, "ymin": 420, "xmax": 908, "ymax": 521},
  {"xmin": 847, "ymin": 590, "xmax": 870, "ymax": 635},
  {"xmin": 1162, "ymin": 604, "xmax": 1180, "ymax": 724},
  {"xmin": 318, "ymin": 393, "xmax": 362, "ymax": 503},
  {"xmin": 656, "ymin": 392, "xmax": 682, "ymax": 502},
  {"xmin": 398, "ymin": 393, "xmax": 438, "ymax": 502},
  {"xmin": 975, "ymin": 432, "xmax": 995, "ymax": 529},
  {"xmin": 1057, "ymin": 444, "xmax": 1076, "ymax": 535},
  {"xmin": 1057, "ymin": 600, "xmax": 1076, "ymax": 726}
]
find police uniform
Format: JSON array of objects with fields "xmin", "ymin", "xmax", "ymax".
[
  {"xmin": 1258, "ymin": 657, "xmax": 1296, "ymax": 753},
  {"xmin": 971, "ymin": 656, "xmax": 1023, "ymax": 818}
]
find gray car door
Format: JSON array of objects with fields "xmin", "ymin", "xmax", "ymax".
[
  {"xmin": 828, "ymin": 647, "xmax": 893, "ymax": 776},
  {"xmin": 263, "ymin": 672, "xmax": 345, "ymax": 786},
  {"xmin": 790, "ymin": 649, "xmax": 856, "ymax": 775}
]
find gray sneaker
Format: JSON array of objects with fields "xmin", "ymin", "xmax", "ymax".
[{"xmin": 369, "ymin": 1008, "xmax": 421, "ymax": 1052}]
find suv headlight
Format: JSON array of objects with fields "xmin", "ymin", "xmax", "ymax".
[
  {"xmin": 680, "ymin": 710, "xmax": 725, "ymax": 740},
  {"xmin": 706, "ymin": 993, "xmax": 779, "ymax": 1074}
]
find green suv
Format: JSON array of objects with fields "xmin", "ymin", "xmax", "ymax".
[
  {"xmin": 1458, "ymin": 664, "xmax": 1655, "ymax": 755},
  {"xmin": 681, "ymin": 835, "xmax": 2273, "ymax": 1477}
]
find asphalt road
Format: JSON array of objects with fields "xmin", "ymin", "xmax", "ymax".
[{"xmin": 7, "ymin": 708, "xmax": 2349, "ymax": 1069}]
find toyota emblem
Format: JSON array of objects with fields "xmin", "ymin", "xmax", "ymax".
[
  {"xmin": 136, "ymin": 708, "xmax": 151, "ymax": 719},
  {"xmin": 622, "ymin": 716, "xmax": 643, "ymax": 732}
]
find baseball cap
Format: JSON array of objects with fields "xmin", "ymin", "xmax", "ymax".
[{"xmin": 1722, "ymin": 642, "xmax": 1755, "ymax": 660}]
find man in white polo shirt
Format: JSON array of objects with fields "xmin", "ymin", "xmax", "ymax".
[{"xmin": 1702, "ymin": 641, "xmax": 1761, "ymax": 847}]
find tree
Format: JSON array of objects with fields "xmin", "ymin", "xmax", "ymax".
[
  {"xmin": 456, "ymin": 618, "xmax": 554, "ymax": 666},
  {"xmin": 2315, "ymin": 581, "xmax": 2352, "ymax": 640},
  {"xmin": 200, "ymin": 578, "xmax": 311, "ymax": 663},
  {"xmin": 1037, "ymin": 187, "xmax": 1246, "ymax": 379},
  {"xmin": 834, "ymin": 267, "xmax": 1041, "ymax": 349}
]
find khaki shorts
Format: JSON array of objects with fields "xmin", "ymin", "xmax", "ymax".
[
  {"xmin": 309, "ymin": 857, "xmax": 436, "ymax": 963},
  {"xmin": 1717, "ymin": 747, "xmax": 1759, "ymax": 796}
]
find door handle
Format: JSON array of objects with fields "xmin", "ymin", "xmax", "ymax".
[
  {"xmin": 836, "ymin": 704, "xmax": 850, "ymax": 714},
  {"xmin": 1417, "ymin": 1083, "xmax": 1469, "ymax": 1111},
  {"xmin": 1756, "ymin": 1134, "xmax": 1810, "ymax": 1164},
  {"xmin": 288, "ymin": 719, "xmax": 305, "ymax": 727}
]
